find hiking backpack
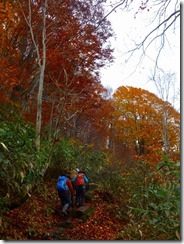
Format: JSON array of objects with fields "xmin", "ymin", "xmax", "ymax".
[
  {"xmin": 75, "ymin": 173, "xmax": 85, "ymax": 186},
  {"xmin": 57, "ymin": 176, "xmax": 68, "ymax": 191}
]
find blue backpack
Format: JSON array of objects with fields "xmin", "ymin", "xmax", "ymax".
[{"xmin": 57, "ymin": 176, "xmax": 68, "ymax": 191}]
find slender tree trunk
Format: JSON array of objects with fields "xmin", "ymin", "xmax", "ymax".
[
  {"xmin": 152, "ymin": 72, "xmax": 177, "ymax": 157},
  {"xmin": 35, "ymin": 0, "xmax": 47, "ymax": 150},
  {"xmin": 35, "ymin": 66, "xmax": 45, "ymax": 149},
  {"xmin": 19, "ymin": 0, "xmax": 47, "ymax": 150}
]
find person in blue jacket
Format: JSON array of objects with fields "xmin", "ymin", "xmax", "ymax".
[
  {"xmin": 72, "ymin": 170, "xmax": 88, "ymax": 207},
  {"xmin": 56, "ymin": 174, "xmax": 74, "ymax": 215}
]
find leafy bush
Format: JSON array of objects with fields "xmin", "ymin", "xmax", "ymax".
[
  {"xmin": 117, "ymin": 155, "xmax": 180, "ymax": 240},
  {"xmin": 46, "ymin": 138, "xmax": 76, "ymax": 177},
  {"xmin": 95, "ymin": 164, "xmax": 124, "ymax": 194},
  {"xmin": 47, "ymin": 138, "xmax": 109, "ymax": 181},
  {"xmin": 0, "ymin": 119, "xmax": 50, "ymax": 210}
]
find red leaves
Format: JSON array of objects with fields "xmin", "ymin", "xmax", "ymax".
[
  {"xmin": 64, "ymin": 202, "xmax": 123, "ymax": 240},
  {"xmin": 52, "ymin": 136, "xmax": 62, "ymax": 144},
  {"xmin": 1, "ymin": 180, "xmax": 124, "ymax": 240}
]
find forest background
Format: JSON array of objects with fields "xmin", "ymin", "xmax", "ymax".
[{"xmin": 0, "ymin": 0, "xmax": 180, "ymax": 240}]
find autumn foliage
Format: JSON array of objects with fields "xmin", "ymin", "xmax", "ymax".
[
  {"xmin": 0, "ymin": 0, "xmax": 180, "ymax": 162},
  {"xmin": 112, "ymin": 86, "xmax": 180, "ymax": 165},
  {"xmin": 0, "ymin": 0, "xmax": 180, "ymax": 241},
  {"xmin": 0, "ymin": 0, "xmax": 112, "ymax": 131}
]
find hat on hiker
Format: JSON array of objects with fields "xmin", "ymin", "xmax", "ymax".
[{"xmin": 76, "ymin": 168, "xmax": 79, "ymax": 173}]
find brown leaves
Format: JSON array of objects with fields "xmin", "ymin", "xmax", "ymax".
[
  {"xmin": 1, "ymin": 180, "xmax": 60, "ymax": 240},
  {"xmin": 1, "ymin": 180, "xmax": 124, "ymax": 240}
]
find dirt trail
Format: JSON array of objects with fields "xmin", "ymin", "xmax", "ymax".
[{"xmin": 1, "ymin": 179, "xmax": 126, "ymax": 240}]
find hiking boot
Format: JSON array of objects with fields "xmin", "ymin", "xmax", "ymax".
[{"xmin": 62, "ymin": 203, "xmax": 69, "ymax": 215}]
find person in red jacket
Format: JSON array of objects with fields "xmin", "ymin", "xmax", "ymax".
[
  {"xmin": 72, "ymin": 170, "xmax": 88, "ymax": 207},
  {"xmin": 56, "ymin": 174, "xmax": 74, "ymax": 215}
]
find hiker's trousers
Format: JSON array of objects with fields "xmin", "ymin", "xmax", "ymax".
[
  {"xmin": 75, "ymin": 186, "xmax": 85, "ymax": 206},
  {"xmin": 58, "ymin": 190, "xmax": 71, "ymax": 206}
]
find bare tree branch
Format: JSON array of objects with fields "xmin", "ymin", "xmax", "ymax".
[{"xmin": 100, "ymin": 0, "xmax": 180, "ymax": 83}]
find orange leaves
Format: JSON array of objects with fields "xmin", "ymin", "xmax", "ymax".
[
  {"xmin": 112, "ymin": 86, "xmax": 180, "ymax": 164},
  {"xmin": 0, "ymin": 1, "xmax": 22, "ymax": 98},
  {"xmin": 0, "ymin": 1, "xmax": 15, "ymax": 23}
]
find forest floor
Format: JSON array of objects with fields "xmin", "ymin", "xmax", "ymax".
[{"xmin": 1, "ymin": 179, "xmax": 127, "ymax": 240}]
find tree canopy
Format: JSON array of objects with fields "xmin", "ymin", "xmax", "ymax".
[{"xmin": 0, "ymin": 1, "xmax": 180, "ymax": 240}]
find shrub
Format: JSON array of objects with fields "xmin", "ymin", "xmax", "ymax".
[
  {"xmin": 47, "ymin": 138, "xmax": 109, "ymax": 181},
  {"xmin": 117, "ymin": 155, "xmax": 180, "ymax": 240},
  {"xmin": 0, "ymin": 119, "xmax": 50, "ymax": 210}
]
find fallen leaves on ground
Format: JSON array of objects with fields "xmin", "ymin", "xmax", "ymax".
[
  {"xmin": 1, "ymin": 179, "xmax": 126, "ymax": 240},
  {"xmin": 64, "ymin": 202, "xmax": 124, "ymax": 240}
]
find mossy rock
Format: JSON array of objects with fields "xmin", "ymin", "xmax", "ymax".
[
  {"xmin": 73, "ymin": 205, "xmax": 95, "ymax": 221},
  {"xmin": 58, "ymin": 221, "xmax": 74, "ymax": 229},
  {"xmin": 85, "ymin": 190, "xmax": 96, "ymax": 202}
]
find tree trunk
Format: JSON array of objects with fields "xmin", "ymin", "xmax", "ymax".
[
  {"xmin": 35, "ymin": 0, "xmax": 47, "ymax": 150},
  {"xmin": 35, "ymin": 66, "xmax": 45, "ymax": 149}
]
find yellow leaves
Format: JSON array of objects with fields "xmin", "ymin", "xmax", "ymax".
[
  {"xmin": 19, "ymin": 171, "xmax": 25, "ymax": 183},
  {"xmin": 29, "ymin": 163, "xmax": 34, "ymax": 169},
  {"xmin": 0, "ymin": 142, "xmax": 9, "ymax": 151},
  {"xmin": 175, "ymin": 230, "xmax": 180, "ymax": 240},
  {"xmin": 24, "ymin": 184, "xmax": 32, "ymax": 196},
  {"xmin": 112, "ymin": 85, "xmax": 180, "ymax": 164},
  {"xmin": 88, "ymin": 143, "xmax": 94, "ymax": 149}
]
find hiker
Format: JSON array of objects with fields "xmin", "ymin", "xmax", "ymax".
[
  {"xmin": 69, "ymin": 168, "xmax": 79, "ymax": 189},
  {"xmin": 72, "ymin": 170, "xmax": 88, "ymax": 207},
  {"xmin": 56, "ymin": 174, "xmax": 74, "ymax": 215}
]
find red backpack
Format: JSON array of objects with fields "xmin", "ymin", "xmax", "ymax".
[{"xmin": 75, "ymin": 173, "xmax": 85, "ymax": 186}]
